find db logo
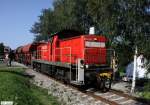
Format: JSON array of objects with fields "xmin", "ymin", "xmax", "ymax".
[{"xmin": 0, "ymin": 101, "xmax": 13, "ymax": 105}]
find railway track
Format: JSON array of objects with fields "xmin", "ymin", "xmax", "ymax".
[
  {"xmin": 33, "ymin": 70, "xmax": 147, "ymax": 105},
  {"xmin": 16, "ymin": 62, "xmax": 148, "ymax": 105},
  {"xmin": 85, "ymin": 88, "xmax": 146, "ymax": 105}
]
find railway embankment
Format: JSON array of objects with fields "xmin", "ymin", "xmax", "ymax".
[
  {"xmin": 25, "ymin": 67, "xmax": 107, "ymax": 105},
  {"xmin": 12, "ymin": 62, "xmax": 148, "ymax": 105},
  {"xmin": 0, "ymin": 62, "xmax": 60, "ymax": 105},
  {"xmin": 11, "ymin": 62, "xmax": 106, "ymax": 105}
]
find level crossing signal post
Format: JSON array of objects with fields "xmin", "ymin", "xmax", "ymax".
[{"xmin": 131, "ymin": 47, "xmax": 137, "ymax": 93}]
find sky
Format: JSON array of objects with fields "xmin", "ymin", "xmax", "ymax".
[{"xmin": 0, "ymin": 0, "xmax": 53, "ymax": 49}]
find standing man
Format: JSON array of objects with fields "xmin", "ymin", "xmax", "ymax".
[
  {"xmin": 8, "ymin": 51, "xmax": 14, "ymax": 66},
  {"xmin": 136, "ymin": 53, "xmax": 147, "ymax": 78}
]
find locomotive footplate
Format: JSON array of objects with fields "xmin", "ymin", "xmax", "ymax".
[{"xmin": 70, "ymin": 81, "xmax": 85, "ymax": 85}]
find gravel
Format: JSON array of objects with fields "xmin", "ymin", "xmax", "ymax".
[
  {"xmin": 12, "ymin": 62, "xmax": 106, "ymax": 105},
  {"xmin": 25, "ymin": 69, "xmax": 109, "ymax": 105},
  {"xmin": 12, "ymin": 62, "xmax": 145, "ymax": 105}
]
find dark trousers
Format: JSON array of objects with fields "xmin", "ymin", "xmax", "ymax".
[{"xmin": 9, "ymin": 59, "xmax": 12, "ymax": 66}]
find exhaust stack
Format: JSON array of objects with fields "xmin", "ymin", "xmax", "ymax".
[{"xmin": 89, "ymin": 27, "xmax": 95, "ymax": 34}]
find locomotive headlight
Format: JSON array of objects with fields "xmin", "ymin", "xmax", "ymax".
[
  {"xmin": 85, "ymin": 64, "xmax": 89, "ymax": 69},
  {"xmin": 94, "ymin": 38, "xmax": 97, "ymax": 41}
]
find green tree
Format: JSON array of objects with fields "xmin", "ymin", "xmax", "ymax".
[
  {"xmin": 0, "ymin": 43, "xmax": 4, "ymax": 59},
  {"xmin": 30, "ymin": 0, "xmax": 150, "ymax": 68}
]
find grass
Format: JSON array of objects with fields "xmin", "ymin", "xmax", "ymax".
[
  {"xmin": 139, "ymin": 80, "xmax": 150, "ymax": 100},
  {"xmin": 140, "ymin": 92, "xmax": 150, "ymax": 100},
  {"xmin": 0, "ymin": 64, "xmax": 60, "ymax": 105}
]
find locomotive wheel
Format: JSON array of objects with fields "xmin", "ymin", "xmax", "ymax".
[
  {"xmin": 97, "ymin": 76, "xmax": 112, "ymax": 91},
  {"xmin": 97, "ymin": 76, "xmax": 105, "ymax": 90},
  {"xmin": 103, "ymin": 77, "xmax": 112, "ymax": 91}
]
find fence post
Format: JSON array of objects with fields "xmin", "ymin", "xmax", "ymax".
[{"xmin": 131, "ymin": 47, "xmax": 137, "ymax": 93}]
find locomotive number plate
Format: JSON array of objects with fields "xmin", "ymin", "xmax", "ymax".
[{"xmin": 85, "ymin": 41, "xmax": 105, "ymax": 47}]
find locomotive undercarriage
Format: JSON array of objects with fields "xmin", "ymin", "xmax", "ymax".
[{"xmin": 32, "ymin": 60, "xmax": 113, "ymax": 91}]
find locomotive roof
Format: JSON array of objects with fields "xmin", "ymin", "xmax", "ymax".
[
  {"xmin": 22, "ymin": 44, "xmax": 32, "ymax": 52},
  {"xmin": 51, "ymin": 29, "xmax": 84, "ymax": 39},
  {"xmin": 16, "ymin": 46, "xmax": 23, "ymax": 53}
]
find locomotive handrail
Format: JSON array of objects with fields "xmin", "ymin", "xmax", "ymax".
[{"xmin": 54, "ymin": 47, "xmax": 72, "ymax": 82}]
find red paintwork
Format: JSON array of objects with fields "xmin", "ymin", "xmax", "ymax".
[
  {"xmin": 22, "ymin": 44, "xmax": 32, "ymax": 53},
  {"xmin": 59, "ymin": 36, "xmax": 84, "ymax": 63},
  {"xmin": 21, "ymin": 44, "xmax": 32, "ymax": 65},
  {"xmin": 37, "ymin": 34, "xmax": 107, "ymax": 65},
  {"xmin": 17, "ymin": 42, "xmax": 44, "ymax": 65},
  {"xmin": 59, "ymin": 35, "xmax": 107, "ymax": 64},
  {"xmin": 16, "ymin": 30, "xmax": 107, "ymax": 66},
  {"xmin": 37, "ymin": 42, "xmax": 50, "ymax": 61},
  {"xmin": 84, "ymin": 35, "xmax": 107, "ymax": 64}
]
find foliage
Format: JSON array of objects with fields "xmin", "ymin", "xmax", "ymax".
[
  {"xmin": 30, "ymin": 0, "xmax": 150, "ymax": 68},
  {"xmin": 138, "ymin": 80, "xmax": 150, "ymax": 99},
  {"xmin": 143, "ymin": 80, "xmax": 150, "ymax": 99}
]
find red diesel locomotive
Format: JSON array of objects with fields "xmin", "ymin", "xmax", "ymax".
[{"xmin": 16, "ymin": 30, "xmax": 113, "ymax": 90}]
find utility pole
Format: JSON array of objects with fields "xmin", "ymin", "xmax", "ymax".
[{"xmin": 131, "ymin": 46, "xmax": 137, "ymax": 93}]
